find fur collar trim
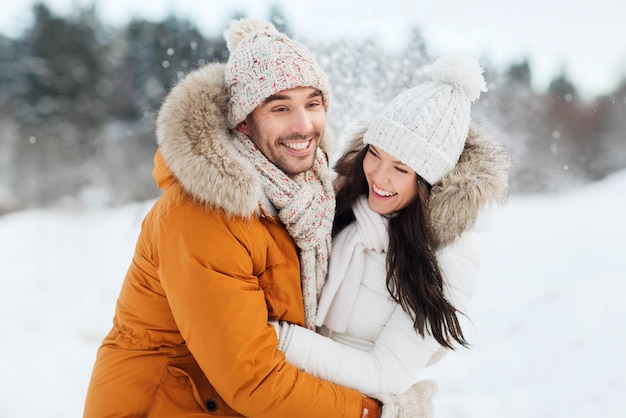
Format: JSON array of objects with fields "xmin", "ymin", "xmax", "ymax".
[{"xmin": 155, "ymin": 62, "xmax": 334, "ymax": 218}]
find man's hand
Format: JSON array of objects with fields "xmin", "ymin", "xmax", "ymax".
[{"xmin": 374, "ymin": 380, "xmax": 438, "ymax": 418}]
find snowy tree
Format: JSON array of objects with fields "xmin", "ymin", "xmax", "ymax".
[
  {"xmin": 1, "ymin": 4, "xmax": 625, "ymax": 212},
  {"xmin": 0, "ymin": 35, "xmax": 19, "ymax": 98},
  {"xmin": 589, "ymin": 80, "xmax": 626, "ymax": 178},
  {"xmin": 6, "ymin": 3, "xmax": 112, "ymax": 208},
  {"xmin": 122, "ymin": 16, "xmax": 227, "ymax": 118},
  {"xmin": 545, "ymin": 72, "xmax": 601, "ymax": 186},
  {"xmin": 477, "ymin": 60, "xmax": 557, "ymax": 193},
  {"xmin": 13, "ymin": 3, "xmax": 109, "ymax": 129}
]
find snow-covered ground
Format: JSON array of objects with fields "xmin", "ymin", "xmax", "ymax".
[{"xmin": 1, "ymin": 170, "xmax": 625, "ymax": 417}]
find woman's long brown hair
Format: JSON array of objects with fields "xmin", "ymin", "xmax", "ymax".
[{"xmin": 333, "ymin": 145, "xmax": 468, "ymax": 349}]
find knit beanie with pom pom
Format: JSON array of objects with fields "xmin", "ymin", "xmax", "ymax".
[
  {"xmin": 362, "ymin": 54, "xmax": 487, "ymax": 185},
  {"xmin": 223, "ymin": 18, "xmax": 331, "ymax": 128}
]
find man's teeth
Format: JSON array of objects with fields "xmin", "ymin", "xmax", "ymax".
[
  {"xmin": 285, "ymin": 141, "xmax": 309, "ymax": 150},
  {"xmin": 373, "ymin": 184, "xmax": 395, "ymax": 196}
]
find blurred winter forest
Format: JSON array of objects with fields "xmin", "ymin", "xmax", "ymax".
[{"xmin": 1, "ymin": 2, "xmax": 625, "ymax": 215}]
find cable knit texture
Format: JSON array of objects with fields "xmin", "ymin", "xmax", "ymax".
[
  {"xmin": 224, "ymin": 18, "xmax": 331, "ymax": 128},
  {"xmin": 363, "ymin": 55, "xmax": 488, "ymax": 185}
]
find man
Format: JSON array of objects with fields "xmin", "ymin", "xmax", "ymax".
[{"xmin": 83, "ymin": 18, "xmax": 386, "ymax": 417}]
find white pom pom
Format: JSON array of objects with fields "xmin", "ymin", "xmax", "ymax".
[
  {"xmin": 429, "ymin": 54, "xmax": 487, "ymax": 102},
  {"xmin": 224, "ymin": 18, "xmax": 278, "ymax": 52}
]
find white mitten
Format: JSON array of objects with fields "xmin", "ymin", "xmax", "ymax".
[
  {"xmin": 269, "ymin": 320, "xmax": 281, "ymax": 337},
  {"xmin": 374, "ymin": 380, "xmax": 438, "ymax": 418},
  {"xmin": 267, "ymin": 320, "xmax": 294, "ymax": 352}
]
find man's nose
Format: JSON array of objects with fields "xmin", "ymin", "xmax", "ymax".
[{"xmin": 289, "ymin": 108, "xmax": 313, "ymax": 134}]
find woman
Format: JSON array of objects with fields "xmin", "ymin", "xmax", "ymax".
[{"xmin": 271, "ymin": 55, "xmax": 511, "ymax": 408}]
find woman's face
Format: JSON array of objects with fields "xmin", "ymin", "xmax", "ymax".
[{"xmin": 362, "ymin": 145, "xmax": 419, "ymax": 216}]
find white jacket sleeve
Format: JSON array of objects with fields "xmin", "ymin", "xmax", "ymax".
[
  {"xmin": 438, "ymin": 202, "xmax": 493, "ymax": 313},
  {"xmin": 283, "ymin": 304, "xmax": 440, "ymax": 396},
  {"xmin": 281, "ymin": 231, "xmax": 481, "ymax": 396},
  {"xmin": 438, "ymin": 231, "xmax": 479, "ymax": 314}
]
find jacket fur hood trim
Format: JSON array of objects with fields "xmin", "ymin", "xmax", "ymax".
[
  {"xmin": 342, "ymin": 121, "xmax": 511, "ymax": 248},
  {"xmin": 155, "ymin": 62, "xmax": 334, "ymax": 218}
]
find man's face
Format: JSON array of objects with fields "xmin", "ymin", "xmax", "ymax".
[{"xmin": 237, "ymin": 87, "xmax": 326, "ymax": 177}]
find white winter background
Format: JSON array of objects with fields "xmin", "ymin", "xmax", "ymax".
[
  {"xmin": 1, "ymin": 0, "xmax": 626, "ymax": 417},
  {"xmin": 0, "ymin": 168, "xmax": 624, "ymax": 417}
]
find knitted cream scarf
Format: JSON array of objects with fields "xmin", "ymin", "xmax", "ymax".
[
  {"xmin": 316, "ymin": 195, "xmax": 389, "ymax": 332},
  {"xmin": 233, "ymin": 134, "xmax": 335, "ymax": 329}
]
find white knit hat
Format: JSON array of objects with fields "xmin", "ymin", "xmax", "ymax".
[
  {"xmin": 362, "ymin": 55, "xmax": 487, "ymax": 185},
  {"xmin": 224, "ymin": 18, "xmax": 331, "ymax": 128}
]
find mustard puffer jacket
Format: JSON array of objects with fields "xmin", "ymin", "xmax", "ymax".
[{"xmin": 83, "ymin": 63, "xmax": 363, "ymax": 417}]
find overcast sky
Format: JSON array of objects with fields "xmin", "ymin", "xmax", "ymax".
[{"xmin": 2, "ymin": 0, "xmax": 625, "ymax": 99}]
